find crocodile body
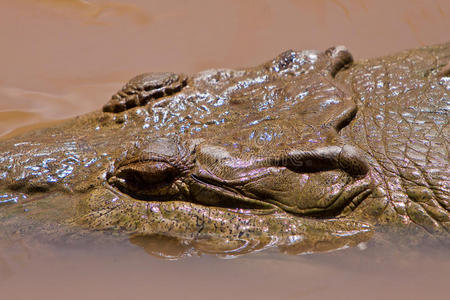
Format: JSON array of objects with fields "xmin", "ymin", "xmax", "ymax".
[{"xmin": 0, "ymin": 43, "xmax": 448, "ymax": 257}]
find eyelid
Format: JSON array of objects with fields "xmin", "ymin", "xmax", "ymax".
[{"xmin": 115, "ymin": 161, "xmax": 178, "ymax": 185}]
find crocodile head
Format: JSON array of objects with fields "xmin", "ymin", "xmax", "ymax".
[
  {"xmin": 105, "ymin": 47, "xmax": 372, "ymax": 218},
  {"xmin": 1, "ymin": 44, "xmax": 448, "ymax": 257}
]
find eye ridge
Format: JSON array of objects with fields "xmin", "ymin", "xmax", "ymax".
[
  {"xmin": 115, "ymin": 160, "xmax": 179, "ymax": 185},
  {"xmin": 106, "ymin": 159, "xmax": 182, "ymax": 201}
]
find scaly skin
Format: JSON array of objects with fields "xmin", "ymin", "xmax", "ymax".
[
  {"xmin": 337, "ymin": 44, "xmax": 449, "ymax": 235},
  {"xmin": 0, "ymin": 43, "xmax": 448, "ymax": 257}
]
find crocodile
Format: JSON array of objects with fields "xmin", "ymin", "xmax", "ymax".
[{"xmin": 0, "ymin": 43, "xmax": 449, "ymax": 257}]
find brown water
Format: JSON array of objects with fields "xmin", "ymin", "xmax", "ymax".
[
  {"xmin": 0, "ymin": 0, "xmax": 449, "ymax": 299},
  {"xmin": 0, "ymin": 236, "xmax": 449, "ymax": 300}
]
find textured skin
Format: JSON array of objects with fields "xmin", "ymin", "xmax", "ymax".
[
  {"xmin": 0, "ymin": 43, "xmax": 448, "ymax": 256},
  {"xmin": 337, "ymin": 44, "xmax": 450, "ymax": 234},
  {"xmin": 103, "ymin": 72, "xmax": 188, "ymax": 113},
  {"xmin": 101, "ymin": 47, "xmax": 371, "ymax": 217}
]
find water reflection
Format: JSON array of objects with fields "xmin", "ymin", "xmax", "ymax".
[
  {"xmin": 129, "ymin": 227, "xmax": 371, "ymax": 259},
  {"xmin": 0, "ymin": 224, "xmax": 448, "ymax": 300}
]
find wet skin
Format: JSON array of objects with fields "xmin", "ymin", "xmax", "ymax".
[{"xmin": 0, "ymin": 43, "xmax": 448, "ymax": 256}]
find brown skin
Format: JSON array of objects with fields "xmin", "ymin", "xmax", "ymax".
[
  {"xmin": 0, "ymin": 43, "xmax": 448, "ymax": 257},
  {"xmin": 337, "ymin": 43, "xmax": 449, "ymax": 235}
]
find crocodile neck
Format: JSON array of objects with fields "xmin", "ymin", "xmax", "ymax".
[{"xmin": 338, "ymin": 43, "xmax": 450, "ymax": 233}]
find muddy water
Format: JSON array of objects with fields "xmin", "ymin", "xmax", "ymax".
[
  {"xmin": 0, "ymin": 0, "xmax": 449, "ymax": 299},
  {"xmin": 1, "ymin": 237, "xmax": 448, "ymax": 300}
]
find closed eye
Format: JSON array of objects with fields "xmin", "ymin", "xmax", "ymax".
[
  {"xmin": 114, "ymin": 161, "xmax": 178, "ymax": 185},
  {"xmin": 107, "ymin": 160, "xmax": 180, "ymax": 201}
]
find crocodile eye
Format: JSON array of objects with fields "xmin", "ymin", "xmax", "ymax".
[
  {"xmin": 116, "ymin": 161, "xmax": 177, "ymax": 184},
  {"xmin": 108, "ymin": 161, "xmax": 179, "ymax": 200}
]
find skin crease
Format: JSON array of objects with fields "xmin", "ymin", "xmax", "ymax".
[{"xmin": 0, "ymin": 43, "xmax": 448, "ymax": 257}]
